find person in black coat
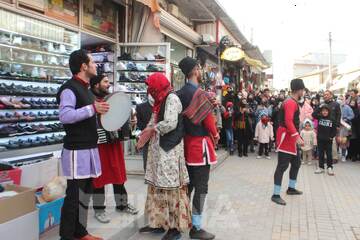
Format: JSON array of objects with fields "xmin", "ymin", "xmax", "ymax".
[
  {"xmin": 135, "ymin": 100, "xmax": 153, "ymax": 171},
  {"xmin": 348, "ymin": 99, "xmax": 360, "ymax": 161},
  {"xmin": 234, "ymin": 102, "xmax": 253, "ymax": 157}
]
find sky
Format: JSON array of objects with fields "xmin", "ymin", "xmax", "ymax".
[{"xmin": 219, "ymin": 0, "xmax": 360, "ymax": 89}]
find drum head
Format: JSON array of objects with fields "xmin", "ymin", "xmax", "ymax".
[{"xmin": 100, "ymin": 92, "xmax": 132, "ymax": 131}]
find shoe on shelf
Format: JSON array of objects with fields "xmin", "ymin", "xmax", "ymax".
[
  {"xmin": 12, "ymin": 36, "xmax": 22, "ymax": 46},
  {"xmin": 327, "ymin": 167, "xmax": 335, "ymax": 176},
  {"xmin": 189, "ymin": 227, "xmax": 215, "ymax": 240},
  {"xmin": 286, "ymin": 188, "xmax": 303, "ymax": 195},
  {"xmin": 94, "ymin": 211, "xmax": 110, "ymax": 224},
  {"xmin": 271, "ymin": 195, "xmax": 286, "ymax": 205},
  {"xmin": 139, "ymin": 225, "xmax": 166, "ymax": 234},
  {"xmin": 162, "ymin": 229, "xmax": 181, "ymax": 240},
  {"xmin": 314, "ymin": 168, "xmax": 325, "ymax": 174},
  {"xmin": 116, "ymin": 204, "xmax": 139, "ymax": 215}
]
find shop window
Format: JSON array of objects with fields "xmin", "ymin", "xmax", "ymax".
[
  {"xmin": 17, "ymin": 0, "xmax": 79, "ymax": 25},
  {"xmin": 83, "ymin": 0, "xmax": 117, "ymax": 39}
]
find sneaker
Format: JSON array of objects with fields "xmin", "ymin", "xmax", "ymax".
[
  {"xmin": 162, "ymin": 229, "xmax": 181, "ymax": 240},
  {"xmin": 271, "ymin": 195, "xmax": 286, "ymax": 205},
  {"xmin": 301, "ymin": 161, "xmax": 305, "ymax": 164},
  {"xmin": 315, "ymin": 168, "xmax": 325, "ymax": 174},
  {"xmin": 139, "ymin": 226, "xmax": 165, "ymax": 234},
  {"xmin": 266, "ymin": 156, "xmax": 271, "ymax": 160},
  {"xmin": 94, "ymin": 211, "xmax": 110, "ymax": 224},
  {"xmin": 286, "ymin": 187, "xmax": 303, "ymax": 195},
  {"xmin": 341, "ymin": 156, "xmax": 346, "ymax": 162},
  {"xmin": 12, "ymin": 36, "xmax": 22, "ymax": 46},
  {"xmin": 116, "ymin": 204, "xmax": 139, "ymax": 215},
  {"xmin": 256, "ymin": 156, "xmax": 262, "ymax": 159},
  {"xmin": 307, "ymin": 161, "xmax": 312, "ymax": 165},
  {"xmin": 327, "ymin": 167, "xmax": 335, "ymax": 176},
  {"xmin": 189, "ymin": 227, "xmax": 215, "ymax": 240}
]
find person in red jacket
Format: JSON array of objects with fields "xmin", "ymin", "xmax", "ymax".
[
  {"xmin": 90, "ymin": 75, "xmax": 138, "ymax": 223},
  {"xmin": 272, "ymin": 79, "xmax": 305, "ymax": 206},
  {"xmin": 178, "ymin": 57, "xmax": 219, "ymax": 240}
]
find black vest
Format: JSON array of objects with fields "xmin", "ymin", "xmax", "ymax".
[
  {"xmin": 278, "ymin": 98, "xmax": 300, "ymax": 132},
  {"xmin": 56, "ymin": 78, "xmax": 98, "ymax": 150},
  {"xmin": 177, "ymin": 83, "xmax": 209, "ymax": 137},
  {"xmin": 158, "ymin": 93, "xmax": 184, "ymax": 152}
]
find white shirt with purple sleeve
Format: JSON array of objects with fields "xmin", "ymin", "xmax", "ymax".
[{"xmin": 59, "ymin": 89, "xmax": 102, "ymax": 179}]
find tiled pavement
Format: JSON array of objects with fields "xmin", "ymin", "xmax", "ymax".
[{"xmin": 42, "ymin": 152, "xmax": 360, "ymax": 240}]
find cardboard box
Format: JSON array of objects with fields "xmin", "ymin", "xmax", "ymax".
[
  {"xmin": 36, "ymin": 192, "xmax": 64, "ymax": 235},
  {"xmin": 0, "ymin": 210, "xmax": 39, "ymax": 240},
  {"xmin": 0, "ymin": 167, "xmax": 22, "ymax": 185},
  {"xmin": 0, "ymin": 184, "xmax": 36, "ymax": 224},
  {"xmin": 20, "ymin": 157, "xmax": 59, "ymax": 188}
]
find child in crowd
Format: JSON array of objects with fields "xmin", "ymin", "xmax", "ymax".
[
  {"xmin": 223, "ymin": 101, "xmax": 234, "ymax": 155},
  {"xmin": 314, "ymin": 104, "xmax": 337, "ymax": 175},
  {"xmin": 254, "ymin": 115, "xmax": 274, "ymax": 159},
  {"xmin": 300, "ymin": 119, "xmax": 317, "ymax": 165},
  {"xmin": 234, "ymin": 102, "xmax": 253, "ymax": 157}
]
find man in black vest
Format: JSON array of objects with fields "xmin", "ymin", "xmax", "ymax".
[
  {"xmin": 57, "ymin": 49, "xmax": 109, "ymax": 240},
  {"xmin": 177, "ymin": 57, "xmax": 218, "ymax": 240}
]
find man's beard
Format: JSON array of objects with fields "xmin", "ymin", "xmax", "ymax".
[{"xmin": 94, "ymin": 88, "xmax": 109, "ymax": 98}]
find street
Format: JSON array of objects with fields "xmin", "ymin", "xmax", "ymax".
[
  {"xmin": 41, "ymin": 152, "xmax": 360, "ymax": 240},
  {"xmin": 129, "ymin": 153, "xmax": 360, "ymax": 240}
]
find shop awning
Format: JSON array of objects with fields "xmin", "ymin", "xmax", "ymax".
[{"xmin": 135, "ymin": 0, "xmax": 160, "ymax": 12}]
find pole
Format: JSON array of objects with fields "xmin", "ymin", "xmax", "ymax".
[{"xmin": 328, "ymin": 32, "xmax": 333, "ymax": 87}]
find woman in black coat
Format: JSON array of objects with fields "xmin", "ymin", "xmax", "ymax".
[
  {"xmin": 234, "ymin": 102, "xmax": 253, "ymax": 157},
  {"xmin": 349, "ymin": 100, "xmax": 360, "ymax": 161}
]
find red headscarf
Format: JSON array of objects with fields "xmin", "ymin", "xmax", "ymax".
[{"xmin": 145, "ymin": 73, "xmax": 173, "ymax": 121}]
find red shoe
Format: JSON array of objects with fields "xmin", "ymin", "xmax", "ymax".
[{"xmin": 76, "ymin": 234, "xmax": 103, "ymax": 240}]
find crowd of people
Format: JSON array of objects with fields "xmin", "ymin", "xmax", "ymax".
[
  {"xmin": 56, "ymin": 48, "xmax": 360, "ymax": 240},
  {"xmin": 218, "ymin": 86, "xmax": 360, "ymax": 169}
]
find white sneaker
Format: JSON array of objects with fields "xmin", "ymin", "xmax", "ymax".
[
  {"xmin": 301, "ymin": 161, "xmax": 305, "ymax": 164},
  {"xmin": 256, "ymin": 156, "xmax": 262, "ymax": 159},
  {"xmin": 266, "ymin": 156, "xmax": 271, "ymax": 160},
  {"xmin": 307, "ymin": 161, "xmax": 312, "ymax": 165},
  {"xmin": 94, "ymin": 211, "xmax": 111, "ymax": 223},
  {"xmin": 315, "ymin": 168, "xmax": 325, "ymax": 174},
  {"xmin": 327, "ymin": 167, "xmax": 335, "ymax": 176},
  {"xmin": 341, "ymin": 156, "xmax": 346, "ymax": 162}
]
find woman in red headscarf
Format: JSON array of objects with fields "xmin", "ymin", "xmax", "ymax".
[{"xmin": 137, "ymin": 73, "xmax": 191, "ymax": 240}]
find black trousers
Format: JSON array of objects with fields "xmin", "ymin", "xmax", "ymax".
[
  {"xmin": 187, "ymin": 165, "xmax": 210, "ymax": 215},
  {"xmin": 274, "ymin": 151, "xmax": 301, "ymax": 186},
  {"xmin": 258, "ymin": 143, "xmax": 269, "ymax": 156},
  {"xmin": 60, "ymin": 178, "xmax": 93, "ymax": 240},
  {"xmin": 93, "ymin": 184, "xmax": 128, "ymax": 212},
  {"xmin": 237, "ymin": 136, "xmax": 249, "ymax": 156},
  {"xmin": 349, "ymin": 138, "xmax": 360, "ymax": 160},
  {"xmin": 318, "ymin": 139, "xmax": 333, "ymax": 169}
]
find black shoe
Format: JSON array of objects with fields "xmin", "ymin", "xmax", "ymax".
[
  {"xmin": 243, "ymin": 153, "xmax": 248, "ymax": 157},
  {"xmin": 238, "ymin": 152, "xmax": 243, "ymax": 157},
  {"xmin": 286, "ymin": 188, "xmax": 303, "ymax": 195},
  {"xmin": 189, "ymin": 227, "xmax": 215, "ymax": 240},
  {"xmin": 139, "ymin": 225, "xmax": 166, "ymax": 234},
  {"xmin": 271, "ymin": 195, "xmax": 286, "ymax": 205},
  {"xmin": 162, "ymin": 229, "xmax": 181, "ymax": 240}
]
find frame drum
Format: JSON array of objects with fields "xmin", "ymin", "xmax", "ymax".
[{"xmin": 100, "ymin": 92, "xmax": 132, "ymax": 131}]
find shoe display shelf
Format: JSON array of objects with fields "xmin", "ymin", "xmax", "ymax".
[
  {"xmin": 0, "ymin": 11, "xmax": 80, "ymax": 158},
  {"xmin": 90, "ymin": 50, "xmax": 115, "ymax": 83},
  {"xmin": 116, "ymin": 42, "xmax": 171, "ymax": 104}
]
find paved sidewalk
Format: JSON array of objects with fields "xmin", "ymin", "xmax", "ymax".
[{"xmin": 129, "ymin": 153, "xmax": 360, "ymax": 240}]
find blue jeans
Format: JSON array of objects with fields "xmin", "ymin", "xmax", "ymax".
[{"xmin": 225, "ymin": 128, "xmax": 234, "ymax": 151}]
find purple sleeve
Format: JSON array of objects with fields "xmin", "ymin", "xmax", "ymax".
[{"xmin": 59, "ymin": 89, "xmax": 95, "ymax": 124}]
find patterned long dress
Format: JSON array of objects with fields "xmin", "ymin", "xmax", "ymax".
[{"xmin": 144, "ymin": 93, "xmax": 191, "ymax": 232}]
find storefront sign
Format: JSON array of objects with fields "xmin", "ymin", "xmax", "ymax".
[{"xmin": 221, "ymin": 47, "xmax": 244, "ymax": 61}]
